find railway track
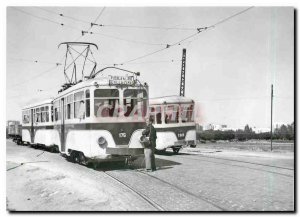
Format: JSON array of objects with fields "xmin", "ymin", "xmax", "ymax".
[
  {"xmin": 135, "ymin": 170, "xmax": 225, "ymax": 211},
  {"xmin": 103, "ymin": 169, "xmax": 224, "ymax": 211},
  {"xmin": 102, "ymin": 171, "xmax": 165, "ymax": 211},
  {"xmin": 184, "ymin": 153, "xmax": 294, "ymax": 170},
  {"xmin": 175, "ymin": 154, "xmax": 294, "ymax": 177}
]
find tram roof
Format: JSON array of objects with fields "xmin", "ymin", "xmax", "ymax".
[
  {"xmin": 53, "ymin": 76, "xmax": 147, "ymax": 100},
  {"xmin": 22, "ymin": 98, "xmax": 53, "ymax": 110},
  {"xmin": 149, "ymin": 95, "xmax": 194, "ymax": 105}
]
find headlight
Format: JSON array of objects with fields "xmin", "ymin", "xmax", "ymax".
[{"xmin": 98, "ymin": 137, "xmax": 107, "ymax": 147}]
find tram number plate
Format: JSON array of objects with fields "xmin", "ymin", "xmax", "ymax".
[
  {"xmin": 177, "ymin": 132, "xmax": 185, "ymax": 139},
  {"xmin": 119, "ymin": 132, "xmax": 127, "ymax": 138}
]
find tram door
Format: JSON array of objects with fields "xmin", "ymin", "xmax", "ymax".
[
  {"xmin": 60, "ymin": 98, "xmax": 66, "ymax": 152},
  {"xmin": 30, "ymin": 109, "xmax": 34, "ymax": 143}
]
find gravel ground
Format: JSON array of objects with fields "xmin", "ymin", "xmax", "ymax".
[
  {"xmin": 6, "ymin": 139, "xmax": 294, "ymax": 211},
  {"xmin": 6, "ymin": 140, "xmax": 156, "ymax": 211}
]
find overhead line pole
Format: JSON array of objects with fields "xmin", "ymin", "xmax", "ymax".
[
  {"xmin": 180, "ymin": 49, "xmax": 186, "ymax": 96},
  {"xmin": 271, "ymin": 84, "xmax": 273, "ymax": 151}
]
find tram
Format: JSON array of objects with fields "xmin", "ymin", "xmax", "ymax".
[
  {"xmin": 21, "ymin": 74, "xmax": 148, "ymax": 164},
  {"xmin": 21, "ymin": 99, "xmax": 56, "ymax": 150},
  {"xmin": 19, "ymin": 42, "xmax": 149, "ymax": 164},
  {"xmin": 149, "ymin": 96, "xmax": 196, "ymax": 154},
  {"xmin": 7, "ymin": 120, "xmax": 22, "ymax": 143}
]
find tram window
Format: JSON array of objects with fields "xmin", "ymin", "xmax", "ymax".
[
  {"xmin": 33, "ymin": 109, "xmax": 36, "ymax": 123},
  {"xmin": 67, "ymin": 104, "xmax": 71, "ymax": 119},
  {"xmin": 28, "ymin": 110, "xmax": 31, "ymax": 124},
  {"xmin": 54, "ymin": 108, "xmax": 58, "ymax": 121},
  {"xmin": 156, "ymin": 106, "xmax": 162, "ymax": 124},
  {"xmin": 41, "ymin": 107, "xmax": 45, "ymax": 123},
  {"xmin": 64, "ymin": 101, "xmax": 68, "ymax": 120},
  {"xmin": 164, "ymin": 105, "xmax": 179, "ymax": 124},
  {"xmin": 123, "ymin": 89, "xmax": 147, "ymax": 117},
  {"xmin": 149, "ymin": 107, "xmax": 155, "ymax": 123},
  {"xmin": 181, "ymin": 104, "xmax": 194, "ymax": 123},
  {"xmin": 45, "ymin": 106, "xmax": 49, "ymax": 122},
  {"xmin": 94, "ymin": 89, "xmax": 119, "ymax": 118},
  {"xmin": 86, "ymin": 89, "xmax": 90, "ymax": 98},
  {"xmin": 95, "ymin": 99, "xmax": 119, "ymax": 117},
  {"xmin": 74, "ymin": 91, "xmax": 85, "ymax": 119},
  {"xmin": 36, "ymin": 108, "xmax": 41, "ymax": 122},
  {"xmin": 149, "ymin": 114, "xmax": 155, "ymax": 123},
  {"xmin": 22, "ymin": 110, "xmax": 30, "ymax": 124},
  {"xmin": 86, "ymin": 99, "xmax": 90, "ymax": 117},
  {"xmin": 95, "ymin": 89, "xmax": 119, "ymax": 97},
  {"xmin": 53, "ymin": 100, "xmax": 60, "ymax": 121},
  {"xmin": 51, "ymin": 106, "xmax": 53, "ymax": 122},
  {"xmin": 86, "ymin": 90, "xmax": 90, "ymax": 117},
  {"xmin": 65, "ymin": 94, "xmax": 74, "ymax": 119}
]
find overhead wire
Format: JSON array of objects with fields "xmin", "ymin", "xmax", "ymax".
[
  {"xmin": 92, "ymin": 23, "xmax": 197, "ymax": 31},
  {"xmin": 10, "ymin": 7, "xmax": 254, "ymax": 89},
  {"xmin": 85, "ymin": 31, "xmax": 167, "ymax": 46},
  {"xmin": 12, "ymin": 7, "xmax": 82, "ymax": 32},
  {"xmin": 37, "ymin": 7, "xmax": 91, "ymax": 24},
  {"xmin": 115, "ymin": 6, "xmax": 254, "ymax": 66},
  {"xmin": 13, "ymin": 7, "xmax": 181, "ymax": 48},
  {"xmin": 7, "ymin": 57, "xmax": 62, "ymax": 66},
  {"xmin": 37, "ymin": 7, "xmax": 197, "ymax": 31},
  {"xmin": 75, "ymin": 7, "xmax": 106, "ymax": 42},
  {"xmin": 207, "ymin": 6, "xmax": 254, "ymax": 28},
  {"xmin": 125, "ymin": 59, "xmax": 182, "ymax": 65},
  {"xmin": 8, "ymin": 65, "xmax": 61, "ymax": 88}
]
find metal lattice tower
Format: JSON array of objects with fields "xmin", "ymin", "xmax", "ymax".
[{"xmin": 179, "ymin": 48, "xmax": 186, "ymax": 96}]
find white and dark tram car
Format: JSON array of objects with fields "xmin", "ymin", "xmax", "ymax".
[
  {"xmin": 21, "ymin": 75, "xmax": 149, "ymax": 164},
  {"xmin": 7, "ymin": 120, "xmax": 22, "ymax": 143},
  {"xmin": 149, "ymin": 96, "xmax": 196, "ymax": 154}
]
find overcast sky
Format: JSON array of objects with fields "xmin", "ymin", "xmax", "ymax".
[{"xmin": 6, "ymin": 6, "xmax": 294, "ymax": 129}]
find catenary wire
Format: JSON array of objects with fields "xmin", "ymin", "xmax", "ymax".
[
  {"xmin": 86, "ymin": 31, "xmax": 167, "ymax": 46},
  {"xmin": 37, "ymin": 7, "xmax": 197, "ymax": 31},
  {"xmin": 115, "ymin": 6, "xmax": 254, "ymax": 65},
  {"xmin": 7, "ymin": 57, "xmax": 62, "ymax": 66},
  {"xmin": 12, "ymin": 7, "xmax": 82, "ymax": 32},
  {"xmin": 8, "ymin": 65, "xmax": 60, "ymax": 88},
  {"xmin": 37, "ymin": 7, "xmax": 91, "ymax": 24},
  {"xmin": 75, "ymin": 7, "xmax": 106, "ymax": 42}
]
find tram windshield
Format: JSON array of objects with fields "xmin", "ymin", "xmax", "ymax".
[
  {"xmin": 22, "ymin": 110, "xmax": 30, "ymax": 124},
  {"xmin": 94, "ymin": 89, "xmax": 120, "ymax": 117},
  {"xmin": 181, "ymin": 104, "xmax": 194, "ymax": 123},
  {"xmin": 164, "ymin": 105, "xmax": 179, "ymax": 124},
  {"xmin": 123, "ymin": 89, "xmax": 148, "ymax": 118}
]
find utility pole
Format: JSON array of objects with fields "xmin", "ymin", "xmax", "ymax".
[
  {"xmin": 179, "ymin": 49, "xmax": 186, "ymax": 96},
  {"xmin": 270, "ymin": 84, "xmax": 273, "ymax": 151}
]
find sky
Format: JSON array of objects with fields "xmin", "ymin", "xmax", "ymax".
[{"xmin": 6, "ymin": 6, "xmax": 294, "ymax": 129}]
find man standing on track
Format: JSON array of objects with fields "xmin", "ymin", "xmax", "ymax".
[{"xmin": 142, "ymin": 117, "xmax": 157, "ymax": 172}]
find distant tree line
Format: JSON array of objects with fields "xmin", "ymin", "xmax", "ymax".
[{"xmin": 197, "ymin": 122, "xmax": 294, "ymax": 142}]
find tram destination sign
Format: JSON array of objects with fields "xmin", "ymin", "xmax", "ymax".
[{"xmin": 109, "ymin": 75, "xmax": 135, "ymax": 86}]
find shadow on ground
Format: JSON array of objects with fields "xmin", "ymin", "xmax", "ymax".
[
  {"xmin": 155, "ymin": 150, "xmax": 193, "ymax": 156},
  {"xmin": 90, "ymin": 156, "xmax": 181, "ymax": 171}
]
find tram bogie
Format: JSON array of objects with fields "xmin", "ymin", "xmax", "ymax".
[{"xmin": 149, "ymin": 96, "xmax": 196, "ymax": 154}]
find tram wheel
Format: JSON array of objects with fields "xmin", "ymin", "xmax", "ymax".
[
  {"xmin": 78, "ymin": 152, "xmax": 87, "ymax": 165},
  {"xmin": 69, "ymin": 151, "xmax": 77, "ymax": 163},
  {"xmin": 172, "ymin": 148, "xmax": 180, "ymax": 154},
  {"xmin": 74, "ymin": 152, "xmax": 80, "ymax": 163}
]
